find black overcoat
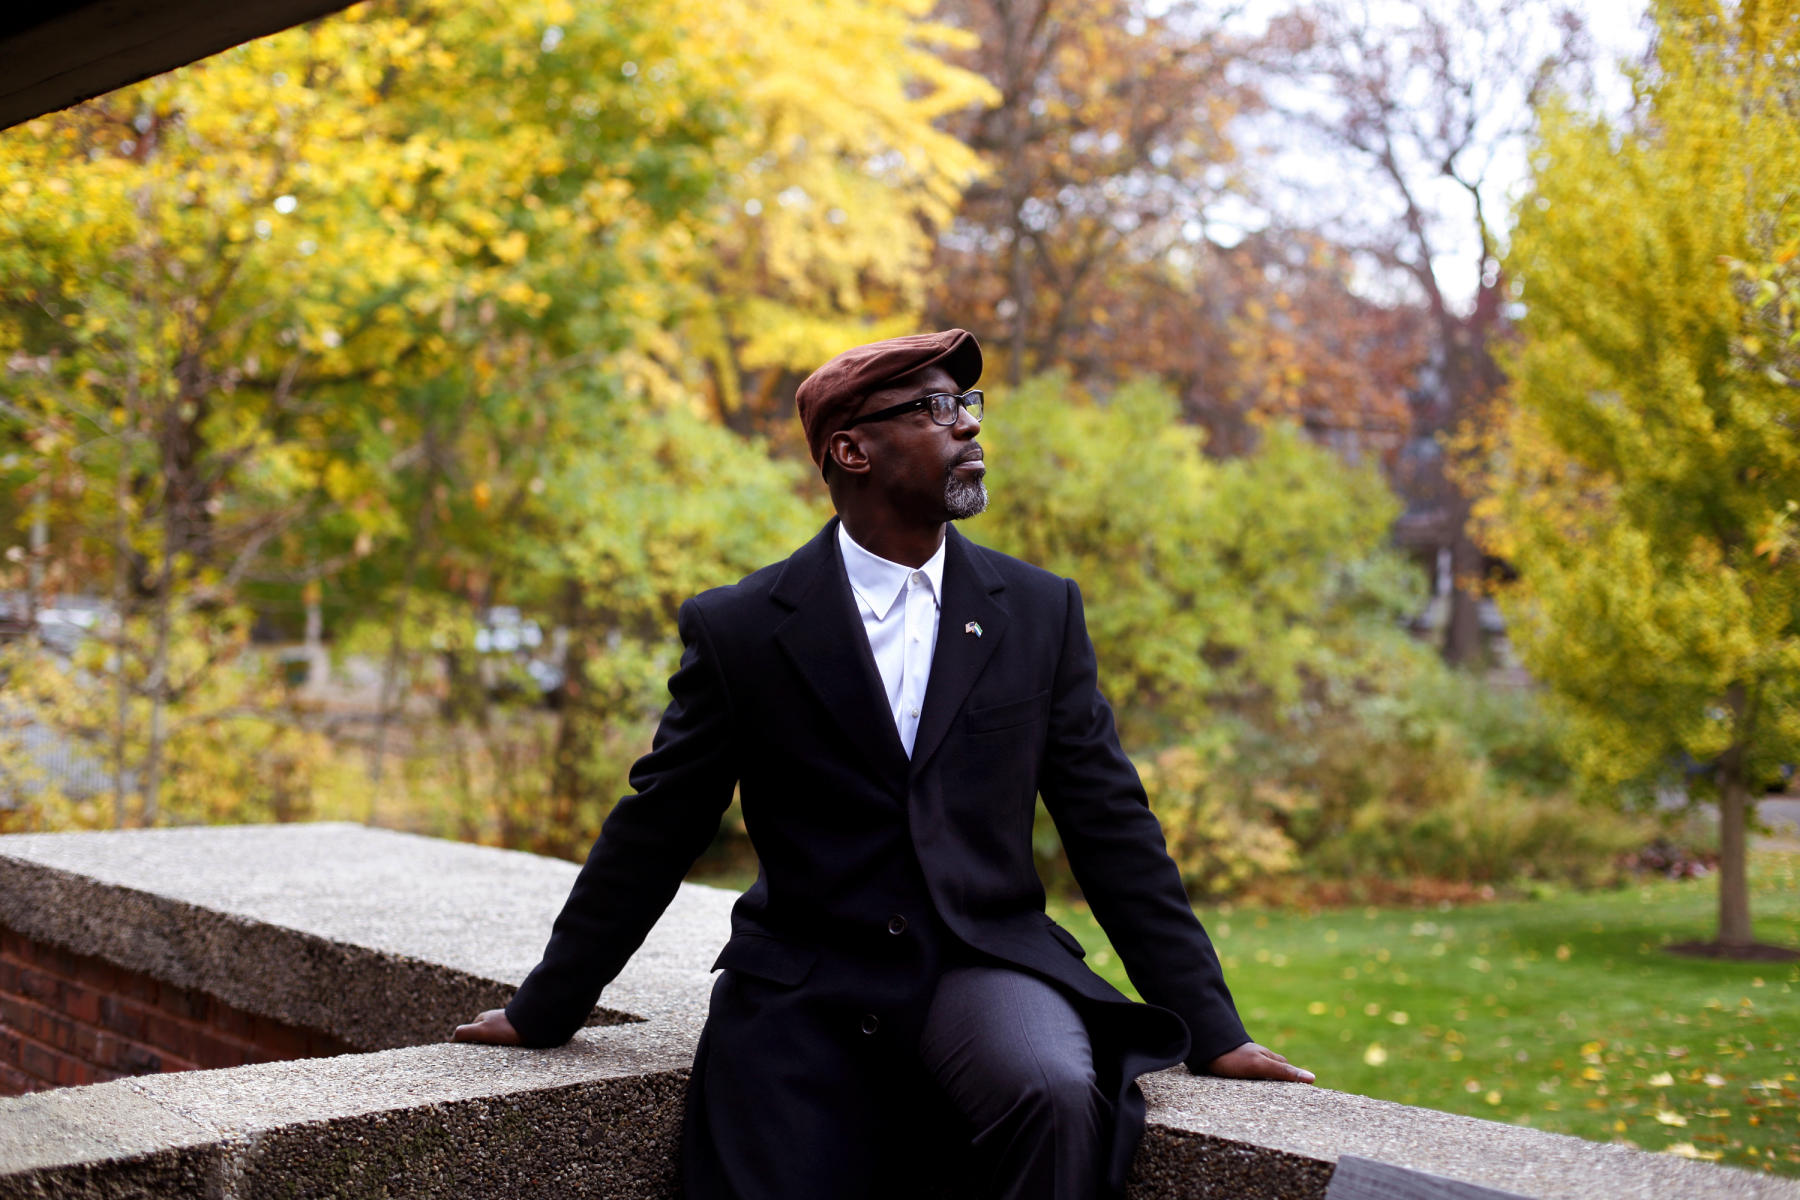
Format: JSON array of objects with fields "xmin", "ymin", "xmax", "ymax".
[{"xmin": 505, "ymin": 518, "xmax": 1248, "ymax": 1197}]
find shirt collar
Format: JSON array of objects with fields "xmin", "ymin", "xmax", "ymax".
[{"xmin": 837, "ymin": 522, "xmax": 945, "ymax": 620}]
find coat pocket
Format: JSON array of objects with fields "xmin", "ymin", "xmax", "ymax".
[
  {"xmin": 1042, "ymin": 915, "xmax": 1087, "ymax": 959},
  {"xmin": 964, "ymin": 689, "xmax": 1051, "ymax": 735},
  {"xmin": 711, "ymin": 933, "xmax": 819, "ymax": 986}
]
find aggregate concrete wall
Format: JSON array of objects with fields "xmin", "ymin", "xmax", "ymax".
[{"xmin": 0, "ymin": 823, "xmax": 1792, "ymax": 1200}]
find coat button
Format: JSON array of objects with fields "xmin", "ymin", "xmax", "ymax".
[
  {"xmin": 887, "ymin": 914, "xmax": 908, "ymax": 935},
  {"xmin": 861, "ymin": 1013, "xmax": 881, "ymax": 1035}
]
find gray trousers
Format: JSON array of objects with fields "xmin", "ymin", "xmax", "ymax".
[{"xmin": 918, "ymin": 966, "xmax": 1109, "ymax": 1200}]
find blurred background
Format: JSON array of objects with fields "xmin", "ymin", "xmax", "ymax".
[{"xmin": 0, "ymin": 0, "xmax": 1794, "ymax": 1175}]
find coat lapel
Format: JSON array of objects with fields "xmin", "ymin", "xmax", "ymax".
[
  {"xmin": 772, "ymin": 519, "xmax": 910, "ymax": 783},
  {"xmin": 909, "ymin": 526, "xmax": 1009, "ymax": 774}
]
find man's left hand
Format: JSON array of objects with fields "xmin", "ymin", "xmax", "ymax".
[{"xmin": 1205, "ymin": 1042, "xmax": 1315, "ymax": 1083}]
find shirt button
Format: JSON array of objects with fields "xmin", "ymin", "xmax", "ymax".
[
  {"xmin": 861, "ymin": 1013, "xmax": 881, "ymax": 1035},
  {"xmin": 912, "ymin": 571, "xmax": 926, "ymax": 584},
  {"xmin": 910, "ymin": 707, "xmax": 919, "ymax": 718},
  {"xmin": 887, "ymin": 914, "xmax": 908, "ymax": 935}
]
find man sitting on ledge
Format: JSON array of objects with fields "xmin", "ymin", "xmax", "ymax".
[{"xmin": 454, "ymin": 328, "xmax": 1314, "ymax": 1200}]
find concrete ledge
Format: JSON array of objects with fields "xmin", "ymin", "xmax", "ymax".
[{"xmin": 1, "ymin": 824, "xmax": 1794, "ymax": 1199}]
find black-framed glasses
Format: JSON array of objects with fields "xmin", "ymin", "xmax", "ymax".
[{"xmin": 841, "ymin": 389, "xmax": 984, "ymax": 430}]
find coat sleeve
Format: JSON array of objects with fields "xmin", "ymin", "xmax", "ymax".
[
  {"xmin": 1037, "ymin": 577, "xmax": 1251, "ymax": 1071},
  {"xmin": 505, "ymin": 597, "xmax": 739, "ymax": 1047}
]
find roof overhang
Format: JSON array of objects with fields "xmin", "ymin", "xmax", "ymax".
[{"xmin": 1, "ymin": 0, "xmax": 356, "ymax": 131}]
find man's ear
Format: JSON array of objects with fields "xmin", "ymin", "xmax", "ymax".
[{"xmin": 829, "ymin": 429, "xmax": 872, "ymax": 477}]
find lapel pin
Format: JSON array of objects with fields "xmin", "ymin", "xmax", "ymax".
[{"xmin": 965, "ymin": 621, "xmax": 983, "ymax": 638}]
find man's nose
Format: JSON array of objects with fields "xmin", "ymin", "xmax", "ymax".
[{"xmin": 952, "ymin": 405, "xmax": 981, "ymax": 435}]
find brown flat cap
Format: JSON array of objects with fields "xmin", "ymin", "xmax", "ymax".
[{"xmin": 795, "ymin": 329, "xmax": 983, "ymax": 471}]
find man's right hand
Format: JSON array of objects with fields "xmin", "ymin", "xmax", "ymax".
[{"xmin": 452, "ymin": 1008, "xmax": 522, "ymax": 1045}]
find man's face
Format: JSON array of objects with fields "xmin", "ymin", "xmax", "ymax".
[{"xmin": 838, "ymin": 365, "xmax": 987, "ymax": 522}]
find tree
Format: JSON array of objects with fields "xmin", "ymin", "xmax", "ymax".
[
  {"xmin": 655, "ymin": 0, "xmax": 994, "ymax": 447},
  {"xmin": 1479, "ymin": 0, "xmax": 1800, "ymax": 954},
  {"xmin": 1264, "ymin": 0, "xmax": 1590, "ymax": 662},
  {"xmin": 0, "ymin": 0, "xmax": 987, "ymax": 833},
  {"xmin": 926, "ymin": 0, "xmax": 1255, "ymax": 387},
  {"xmin": 0, "ymin": 0, "xmax": 735, "ymax": 818},
  {"xmin": 925, "ymin": 0, "xmax": 1428, "ymax": 473}
]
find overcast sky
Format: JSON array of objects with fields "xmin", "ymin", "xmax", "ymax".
[{"xmin": 1211, "ymin": 0, "xmax": 1657, "ymax": 309}]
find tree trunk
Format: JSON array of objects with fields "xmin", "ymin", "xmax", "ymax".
[
  {"xmin": 25, "ymin": 486, "xmax": 46, "ymax": 634},
  {"xmin": 1000, "ymin": 0, "xmax": 1034, "ymax": 388},
  {"xmin": 546, "ymin": 578, "xmax": 592, "ymax": 857},
  {"xmin": 1716, "ymin": 768, "xmax": 1753, "ymax": 949},
  {"xmin": 367, "ymin": 552, "xmax": 417, "ymax": 787},
  {"xmin": 1443, "ymin": 520, "xmax": 1485, "ymax": 665},
  {"xmin": 110, "ymin": 462, "xmax": 132, "ymax": 828},
  {"xmin": 139, "ymin": 549, "xmax": 173, "ymax": 825}
]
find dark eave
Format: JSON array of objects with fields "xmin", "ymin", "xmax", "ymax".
[{"xmin": 0, "ymin": 0, "xmax": 356, "ymax": 132}]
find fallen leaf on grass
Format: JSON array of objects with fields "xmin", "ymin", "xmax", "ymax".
[{"xmin": 1665, "ymin": 1143, "xmax": 1723, "ymax": 1161}]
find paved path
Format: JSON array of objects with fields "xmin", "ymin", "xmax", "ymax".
[{"xmin": 1756, "ymin": 797, "xmax": 1800, "ymax": 851}]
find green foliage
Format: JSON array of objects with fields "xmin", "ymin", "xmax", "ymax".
[
  {"xmin": 976, "ymin": 374, "xmax": 1590, "ymax": 898},
  {"xmin": 0, "ymin": 612, "xmax": 375, "ymax": 832},
  {"xmin": 1480, "ymin": 0, "xmax": 1800, "ymax": 943},
  {"xmin": 1487, "ymin": 0, "xmax": 1800, "ymax": 799},
  {"xmin": 0, "ymin": 0, "xmax": 970, "ymax": 835},
  {"xmin": 974, "ymin": 373, "xmax": 1419, "ymax": 741}
]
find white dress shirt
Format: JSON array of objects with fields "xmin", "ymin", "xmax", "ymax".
[{"xmin": 837, "ymin": 523, "xmax": 944, "ymax": 758}]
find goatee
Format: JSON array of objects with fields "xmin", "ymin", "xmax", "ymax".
[{"xmin": 946, "ymin": 473, "xmax": 988, "ymax": 520}]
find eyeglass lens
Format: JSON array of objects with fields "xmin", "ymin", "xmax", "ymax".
[{"xmin": 932, "ymin": 391, "xmax": 983, "ymax": 425}]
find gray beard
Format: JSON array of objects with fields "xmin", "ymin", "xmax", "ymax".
[{"xmin": 945, "ymin": 474, "xmax": 988, "ymax": 520}]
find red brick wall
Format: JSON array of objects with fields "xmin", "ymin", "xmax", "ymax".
[{"xmin": 0, "ymin": 925, "xmax": 358, "ymax": 1095}]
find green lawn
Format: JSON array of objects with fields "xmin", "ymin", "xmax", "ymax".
[{"xmin": 1048, "ymin": 850, "xmax": 1800, "ymax": 1179}]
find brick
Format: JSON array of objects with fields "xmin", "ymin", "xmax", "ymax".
[
  {"xmin": 111, "ymin": 968, "xmax": 159, "ymax": 1008},
  {"xmin": 115, "ymin": 1040, "xmax": 163, "ymax": 1075},
  {"xmin": 27, "ymin": 939, "xmax": 79, "ymax": 981},
  {"xmin": 14, "ymin": 965, "xmax": 58, "ymax": 1006},
  {"xmin": 58, "ymin": 977, "xmax": 103, "ymax": 1026},
  {"xmin": 0, "ymin": 1026, "xmax": 20, "ymax": 1066},
  {"xmin": 0, "ymin": 1061, "xmax": 41, "ymax": 1096},
  {"xmin": 67, "ymin": 951, "xmax": 118, "ymax": 994},
  {"xmin": 249, "ymin": 1015, "xmax": 312, "ymax": 1061},
  {"xmin": 3, "ymin": 993, "xmax": 56, "ymax": 1044},
  {"xmin": 306, "ymin": 1029, "xmax": 354, "ymax": 1057},
  {"xmin": 82, "ymin": 1029, "xmax": 126, "ymax": 1070},
  {"xmin": 210, "ymin": 1003, "xmax": 256, "ymax": 1041},
  {"xmin": 143, "ymin": 1011, "xmax": 200, "ymax": 1062},
  {"xmin": 33, "ymin": 1006, "xmax": 78, "ymax": 1055},
  {"xmin": 97, "ymin": 995, "xmax": 149, "ymax": 1042},
  {"xmin": 18, "ymin": 1038, "xmax": 60, "ymax": 1084},
  {"xmin": 54, "ymin": 1056, "xmax": 92, "ymax": 1088},
  {"xmin": 189, "ymin": 1031, "xmax": 249, "ymax": 1070},
  {"xmin": 157, "ymin": 982, "xmax": 209, "ymax": 1022},
  {"xmin": 1, "ymin": 994, "xmax": 40, "ymax": 1038},
  {"xmin": 2, "ymin": 931, "xmax": 40, "ymax": 966},
  {"xmin": 0, "ymin": 955, "xmax": 20, "ymax": 994},
  {"xmin": 71, "ymin": 1023, "xmax": 102, "ymax": 1061}
]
